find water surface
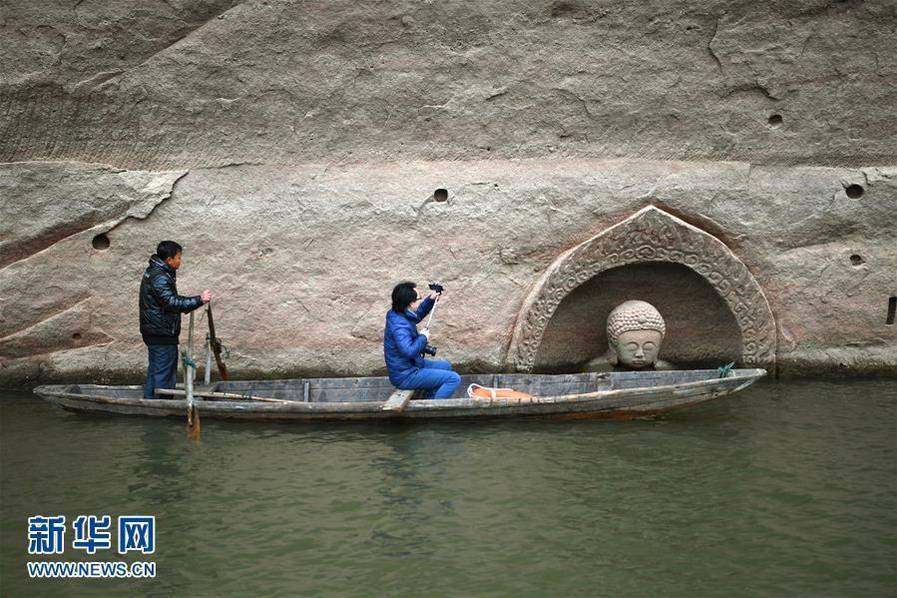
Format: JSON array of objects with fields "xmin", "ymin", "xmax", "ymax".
[{"xmin": 1, "ymin": 381, "xmax": 895, "ymax": 596}]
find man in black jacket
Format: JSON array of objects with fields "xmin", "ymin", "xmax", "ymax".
[{"xmin": 140, "ymin": 241, "xmax": 212, "ymax": 400}]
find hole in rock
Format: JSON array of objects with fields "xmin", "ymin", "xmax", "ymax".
[
  {"xmin": 768, "ymin": 114, "xmax": 783, "ymax": 128},
  {"xmin": 433, "ymin": 188, "xmax": 449, "ymax": 202},
  {"xmin": 845, "ymin": 184, "xmax": 864, "ymax": 199},
  {"xmin": 849, "ymin": 254, "xmax": 865, "ymax": 266},
  {"xmin": 92, "ymin": 234, "xmax": 110, "ymax": 250},
  {"xmin": 534, "ymin": 262, "xmax": 742, "ymax": 372},
  {"xmin": 72, "ymin": 333, "xmax": 82, "ymax": 340},
  {"xmin": 888, "ymin": 297, "xmax": 896, "ymax": 326}
]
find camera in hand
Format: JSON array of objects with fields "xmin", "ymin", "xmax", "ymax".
[{"xmin": 422, "ymin": 282, "xmax": 443, "ymax": 356}]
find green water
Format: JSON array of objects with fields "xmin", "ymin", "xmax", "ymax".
[{"xmin": 1, "ymin": 381, "xmax": 895, "ymax": 597}]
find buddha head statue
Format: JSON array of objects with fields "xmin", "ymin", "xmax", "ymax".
[{"xmin": 606, "ymin": 300, "xmax": 666, "ymax": 370}]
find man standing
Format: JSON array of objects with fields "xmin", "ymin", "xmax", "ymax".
[{"xmin": 139, "ymin": 241, "xmax": 212, "ymax": 400}]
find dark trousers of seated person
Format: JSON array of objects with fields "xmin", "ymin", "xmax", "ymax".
[
  {"xmin": 397, "ymin": 359, "xmax": 461, "ymax": 399},
  {"xmin": 145, "ymin": 345, "xmax": 178, "ymax": 400}
]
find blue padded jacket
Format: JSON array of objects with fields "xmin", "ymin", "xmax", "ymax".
[{"xmin": 383, "ymin": 296, "xmax": 434, "ymax": 385}]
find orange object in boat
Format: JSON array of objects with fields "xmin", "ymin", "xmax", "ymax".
[{"xmin": 467, "ymin": 384, "xmax": 536, "ymax": 401}]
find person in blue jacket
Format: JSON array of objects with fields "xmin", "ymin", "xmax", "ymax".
[{"xmin": 384, "ymin": 281, "xmax": 461, "ymax": 399}]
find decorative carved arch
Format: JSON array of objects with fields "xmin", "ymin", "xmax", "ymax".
[{"xmin": 508, "ymin": 206, "xmax": 777, "ymax": 371}]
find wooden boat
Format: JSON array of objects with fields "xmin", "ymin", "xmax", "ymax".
[{"xmin": 32, "ymin": 368, "xmax": 765, "ymax": 422}]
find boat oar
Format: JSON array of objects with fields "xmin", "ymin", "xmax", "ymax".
[
  {"xmin": 207, "ymin": 301, "xmax": 229, "ymax": 381},
  {"xmin": 185, "ymin": 311, "xmax": 200, "ymax": 441}
]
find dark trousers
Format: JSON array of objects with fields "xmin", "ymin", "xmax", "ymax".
[{"xmin": 145, "ymin": 344, "xmax": 178, "ymax": 400}]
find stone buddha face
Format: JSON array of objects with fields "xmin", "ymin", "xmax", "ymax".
[
  {"xmin": 614, "ymin": 329, "xmax": 663, "ymax": 369},
  {"xmin": 606, "ymin": 300, "xmax": 666, "ymax": 370}
]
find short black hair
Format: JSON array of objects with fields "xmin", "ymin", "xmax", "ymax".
[
  {"xmin": 391, "ymin": 281, "xmax": 418, "ymax": 313},
  {"xmin": 156, "ymin": 240, "xmax": 183, "ymax": 260}
]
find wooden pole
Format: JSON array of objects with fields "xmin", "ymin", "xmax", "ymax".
[
  {"xmin": 204, "ymin": 332, "xmax": 212, "ymax": 386},
  {"xmin": 156, "ymin": 388, "xmax": 289, "ymax": 403},
  {"xmin": 186, "ymin": 311, "xmax": 200, "ymax": 440}
]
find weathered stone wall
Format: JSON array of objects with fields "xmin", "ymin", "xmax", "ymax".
[
  {"xmin": 2, "ymin": 160, "xmax": 894, "ymax": 385},
  {"xmin": 1, "ymin": 0, "xmax": 895, "ymax": 386},
  {"xmin": 2, "ymin": 0, "xmax": 895, "ymax": 167}
]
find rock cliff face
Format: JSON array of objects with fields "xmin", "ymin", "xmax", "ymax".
[{"xmin": 1, "ymin": 0, "xmax": 895, "ymax": 386}]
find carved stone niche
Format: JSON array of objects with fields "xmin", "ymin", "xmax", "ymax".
[{"xmin": 506, "ymin": 206, "xmax": 777, "ymax": 372}]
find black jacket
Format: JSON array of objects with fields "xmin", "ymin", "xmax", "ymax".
[{"xmin": 139, "ymin": 256, "xmax": 203, "ymax": 345}]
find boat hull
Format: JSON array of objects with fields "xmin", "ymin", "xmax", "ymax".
[{"xmin": 32, "ymin": 369, "xmax": 765, "ymax": 422}]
